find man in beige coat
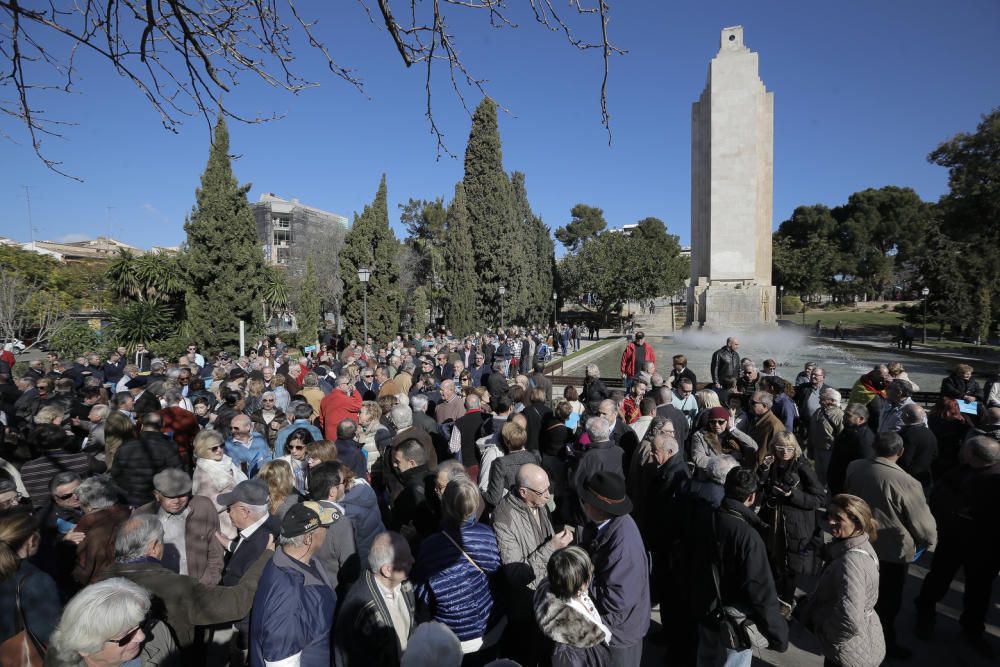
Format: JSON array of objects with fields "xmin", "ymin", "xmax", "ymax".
[{"xmin": 845, "ymin": 431, "xmax": 937, "ymax": 659}]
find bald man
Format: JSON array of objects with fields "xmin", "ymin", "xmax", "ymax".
[
  {"xmin": 433, "ymin": 380, "xmax": 464, "ymax": 424},
  {"xmin": 493, "ymin": 464, "xmax": 572, "ymax": 665}
]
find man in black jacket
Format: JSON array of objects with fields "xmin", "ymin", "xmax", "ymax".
[
  {"xmin": 710, "ymin": 337, "xmax": 741, "ymax": 388},
  {"xmin": 692, "ymin": 468, "xmax": 788, "ymax": 664},
  {"xmin": 110, "ymin": 412, "xmax": 182, "ymax": 506},
  {"xmin": 899, "ymin": 404, "xmax": 938, "ymax": 489},
  {"xmin": 827, "ymin": 403, "xmax": 876, "ymax": 496},
  {"xmin": 389, "ymin": 439, "xmax": 436, "ymax": 552}
]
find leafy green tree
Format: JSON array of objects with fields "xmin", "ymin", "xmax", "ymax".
[
  {"xmin": 339, "ymin": 174, "xmax": 402, "ymax": 342},
  {"xmin": 463, "ymin": 98, "xmax": 520, "ymax": 327},
  {"xmin": 930, "ymin": 108, "xmax": 1000, "ymax": 326},
  {"xmin": 558, "ymin": 232, "xmax": 636, "ymax": 320},
  {"xmin": 555, "ymin": 204, "xmax": 607, "ymax": 252},
  {"xmin": 442, "ymin": 183, "xmax": 478, "ymax": 334},
  {"xmin": 630, "ymin": 217, "xmax": 688, "ymax": 299},
  {"xmin": 48, "ymin": 320, "xmax": 103, "ymax": 358},
  {"xmin": 399, "ymin": 198, "xmax": 447, "ymax": 322},
  {"xmin": 0, "ymin": 246, "xmax": 75, "ymax": 349},
  {"xmin": 182, "ymin": 114, "xmax": 270, "ymax": 349},
  {"xmin": 296, "ymin": 256, "xmax": 321, "ymax": 347}
]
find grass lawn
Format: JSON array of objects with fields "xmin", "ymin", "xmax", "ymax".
[{"xmin": 778, "ymin": 309, "xmax": 903, "ymax": 331}]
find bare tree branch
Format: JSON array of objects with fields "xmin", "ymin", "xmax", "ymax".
[{"xmin": 0, "ymin": 1, "xmax": 622, "ymax": 176}]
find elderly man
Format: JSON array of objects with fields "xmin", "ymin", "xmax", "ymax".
[
  {"xmin": 493, "ymin": 463, "xmax": 572, "ymax": 665},
  {"xmin": 580, "ymin": 471, "xmax": 651, "ymax": 666},
  {"xmin": 433, "ymin": 380, "xmax": 464, "ymax": 425},
  {"xmin": 101, "ymin": 514, "xmax": 273, "ymax": 652},
  {"xmin": 878, "ymin": 379, "xmax": 916, "ymax": 433},
  {"xmin": 448, "ymin": 394, "xmax": 490, "ymax": 478},
  {"xmin": 827, "ymin": 403, "xmax": 877, "ymax": 496},
  {"xmin": 898, "ymin": 403, "xmax": 938, "ymax": 489},
  {"xmin": 748, "ymin": 391, "xmax": 787, "ymax": 467},
  {"xmin": 320, "ymin": 374, "xmax": 363, "ymax": 439},
  {"xmin": 670, "ymin": 378, "xmax": 699, "ymax": 427},
  {"xmin": 763, "ymin": 377, "xmax": 796, "ymax": 432},
  {"xmin": 808, "ymin": 387, "xmax": 844, "ymax": 485},
  {"xmin": 846, "ymin": 432, "xmax": 937, "ymax": 659},
  {"xmin": 275, "ymin": 401, "xmax": 324, "ymax": 453},
  {"xmin": 710, "ymin": 337, "xmax": 740, "ymax": 388},
  {"xmin": 224, "ymin": 413, "xmax": 271, "ymax": 477},
  {"xmin": 794, "ymin": 366, "xmax": 832, "ymax": 429},
  {"xmin": 250, "ymin": 502, "xmax": 338, "ymax": 667},
  {"xmin": 572, "ymin": 417, "xmax": 625, "ymax": 497},
  {"xmin": 134, "ymin": 468, "xmax": 224, "ymax": 584},
  {"xmin": 334, "ymin": 531, "xmax": 416, "ymax": 667}
]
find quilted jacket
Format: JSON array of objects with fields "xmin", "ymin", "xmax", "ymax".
[{"xmin": 799, "ymin": 535, "xmax": 885, "ymax": 667}]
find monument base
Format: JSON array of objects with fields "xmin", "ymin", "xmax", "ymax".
[{"xmin": 686, "ymin": 280, "xmax": 776, "ymax": 329}]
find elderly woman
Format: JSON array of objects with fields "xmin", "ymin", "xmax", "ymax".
[
  {"xmin": 581, "ymin": 365, "xmax": 610, "ymax": 416},
  {"xmin": 250, "ymin": 390, "xmax": 286, "ymax": 451},
  {"xmin": 337, "ymin": 462, "xmax": 385, "ymax": 565},
  {"xmin": 808, "ymin": 387, "xmax": 844, "ymax": 485},
  {"xmin": 412, "ymin": 477, "xmax": 503, "ymax": 662},
  {"xmin": 357, "ymin": 401, "xmax": 392, "ymax": 473},
  {"xmin": 756, "ymin": 431, "xmax": 825, "ymax": 617},
  {"xmin": 534, "ymin": 546, "xmax": 612, "ymax": 667},
  {"xmin": 68, "ymin": 475, "xmax": 131, "ymax": 585},
  {"xmin": 191, "ymin": 429, "xmax": 247, "ymax": 539},
  {"xmin": 257, "ymin": 459, "xmax": 303, "ymax": 520},
  {"xmin": 0, "ymin": 510, "xmax": 61, "ymax": 646},
  {"xmin": 305, "ymin": 440, "xmax": 339, "ymax": 469},
  {"xmin": 45, "ymin": 577, "xmax": 177, "ymax": 666},
  {"xmin": 886, "ymin": 362, "xmax": 919, "ymax": 393},
  {"xmin": 688, "ymin": 406, "xmax": 757, "ymax": 474},
  {"xmin": 799, "ymin": 495, "xmax": 885, "ymax": 667}
]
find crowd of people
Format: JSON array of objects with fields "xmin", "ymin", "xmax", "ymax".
[{"xmin": 0, "ymin": 329, "xmax": 997, "ymax": 667}]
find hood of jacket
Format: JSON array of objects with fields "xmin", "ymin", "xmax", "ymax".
[{"xmin": 533, "ymin": 580, "xmax": 607, "ymax": 649}]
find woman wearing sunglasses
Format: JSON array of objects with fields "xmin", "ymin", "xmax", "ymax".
[
  {"xmin": 191, "ymin": 430, "xmax": 247, "ymax": 540},
  {"xmin": 46, "ymin": 577, "xmax": 177, "ymax": 666}
]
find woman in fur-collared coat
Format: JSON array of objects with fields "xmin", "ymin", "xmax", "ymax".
[{"xmin": 533, "ymin": 547, "xmax": 611, "ymax": 667}]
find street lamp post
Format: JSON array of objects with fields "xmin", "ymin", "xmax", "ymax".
[
  {"xmin": 552, "ymin": 292, "xmax": 558, "ymax": 326},
  {"xmin": 358, "ymin": 267, "xmax": 371, "ymax": 346},
  {"xmin": 778, "ymin": 286, "xmax": 784, "ymax": 320},
  {"xmin": 498, "ymin": 286, "xmax": 506, "ymax": 330},
  {"xmin": 921, "ymin": 287, "xmax": 929, "ymax": 344}
]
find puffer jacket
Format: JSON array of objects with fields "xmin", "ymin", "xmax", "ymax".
[
  {"xmin": 111, "ymin": 432, "xmax": 184, "ymax": 506},
  {"xmin": 412, "ymin": 519, "xmax": 503, "ymax": 642},
  {"xmin": 799, "ymin": 535, "xmax": 885, "ymax": 667},
  {"xmin": 341, "ymin": 479, "xmax": 385, "ymax": 566}
]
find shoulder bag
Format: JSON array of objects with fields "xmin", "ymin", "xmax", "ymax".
[
  {"xmin": 0, "ymin": 573, "xmax": 46, "ymax": 667},
  {"xmin": 707, "ymin": 512, "xmax": 770, "ymax": 651}
]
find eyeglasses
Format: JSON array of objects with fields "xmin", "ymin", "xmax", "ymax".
[
  {"xmin": 521, "ymin": 485, "xmax": 550, "ymax": 497},
  {"xmin": 261, "ymin": 398, "xmax": 275, "ymax": 402},
  {"xmin": 289, "ymin": 444, "xmax": 306, "ymax": 451},
  {"xmin": 709, "ymin": 419, "xmax": 728, "ymax": 425},
  {"xmin": 773, "ymin": 446, "xmax": 795, "ymax": 453},
  {"xmin": 750, "ymin": 400, "xmax": 765, "ymax": 407}
]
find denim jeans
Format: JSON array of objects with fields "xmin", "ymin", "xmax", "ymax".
[{"xmin": 697, "ymin": 623, "xmax": 752, "ymax": 667}]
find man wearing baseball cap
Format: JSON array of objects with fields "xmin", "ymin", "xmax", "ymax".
[
  {"xmin": 250, "ymin": 501, "xmax": 338, "ymax": 667},
  {"xmin": 579, "ymin": 470, "xmax": 650, "ymax": 667}
]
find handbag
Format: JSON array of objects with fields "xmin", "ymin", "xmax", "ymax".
[
  {"xmin": 0, "ymin": 573, "xmax": 46, "ymax": 667},
  {"xmin": 707, "ymin": 512, "xmax": 770, "ymax": 651}
]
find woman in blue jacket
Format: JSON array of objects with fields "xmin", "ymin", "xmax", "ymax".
[{"xmin": 412, "ymin": 477, "xmax": 504, "ymax": 664}]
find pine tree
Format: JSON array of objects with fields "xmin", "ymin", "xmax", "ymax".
[
  {"xmin": 463, "ymin": 98, "xmax": 519, "ymax": 327},
  {"xmin": 183, "ymin": 114, "xmax": 269, "ymax": 349},
  {"xmin": 339, "ymin": 175, "xmax": 402, "ymax": 343},
  {"xmin": 442, "ymin": 183, "xmax": 478, "ymax": 334},
  {"xmin": 297, "ymin": 255, "xmax": 321, "ymax": 347}
]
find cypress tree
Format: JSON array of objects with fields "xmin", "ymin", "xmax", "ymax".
[
  {"xmin": 339, "ymin": 175, "xmax": 402, "ymax": 343},
  {"xmin": 297, "ymin": 255, "xmax": 321, "ymax": 347},
  {"xmin": 183, "ymin": 114, "xmax": 269, "ymax": 349},
  {"xmin": 443, "ymin": 183, "xmax": 478, "ymax": 334},
  {"xmin": 463, "ymin": 98, "xmax": 519, "ymax": 327},
  {"xmin": 511, "ymin": 171, "xmax": 555, "ymax": 323}
]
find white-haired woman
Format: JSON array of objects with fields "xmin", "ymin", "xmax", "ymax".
[
  {"xmin": 191, "ymin": 429, "xmax": 247, "ymax": 539},
  {"xmin": 45, "ymin": 577, "xmax": 177, "ymax": 666}
]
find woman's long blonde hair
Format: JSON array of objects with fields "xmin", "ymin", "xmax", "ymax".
[{"xmin": 257, "ymin": 460, "xmax": 295, "ymax": 514}]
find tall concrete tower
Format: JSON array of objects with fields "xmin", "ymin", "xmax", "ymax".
[{"xmin": 687, "ymin": 26, "xmax": 775, "ymax": 328}]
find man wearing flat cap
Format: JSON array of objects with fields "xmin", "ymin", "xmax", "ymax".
[
  {"xmin": 579, "ymin": 470, "xmax": 650, "ymax": 667},
  {"xmin": 250, "ymin": 501, "xmax": 338, "ymax": 667},
  {"xmin": 134, "ymin": 468, "xmax": 225, "ymax": 585}
]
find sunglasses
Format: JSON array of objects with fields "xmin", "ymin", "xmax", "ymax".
[
  {"xmin": 108, "ymin": 618, "xmax": 151, "ymax": 646},
  {"xmin": 289, "ymin": 444, "xmax": 306, "ymax": 451},
  {"xmin": 55, "ymin": 490, "xmax": 78, "ymax": 501},
  {"xmin": 709, "ymin": 419, "xmax": 728, "ymax": 425},
  {"xmin": 209, "ymin": 445, "xmax": 222, "ymax": 452}
]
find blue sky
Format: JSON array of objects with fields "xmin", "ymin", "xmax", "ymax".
[{"xmin": 1, "ymin": 1, "xmax": 997, "ymax": 252}]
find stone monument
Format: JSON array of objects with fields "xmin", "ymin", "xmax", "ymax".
[{"xmin": 686, "ymin": 26, "xmax": 776, "ymax": 329}]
